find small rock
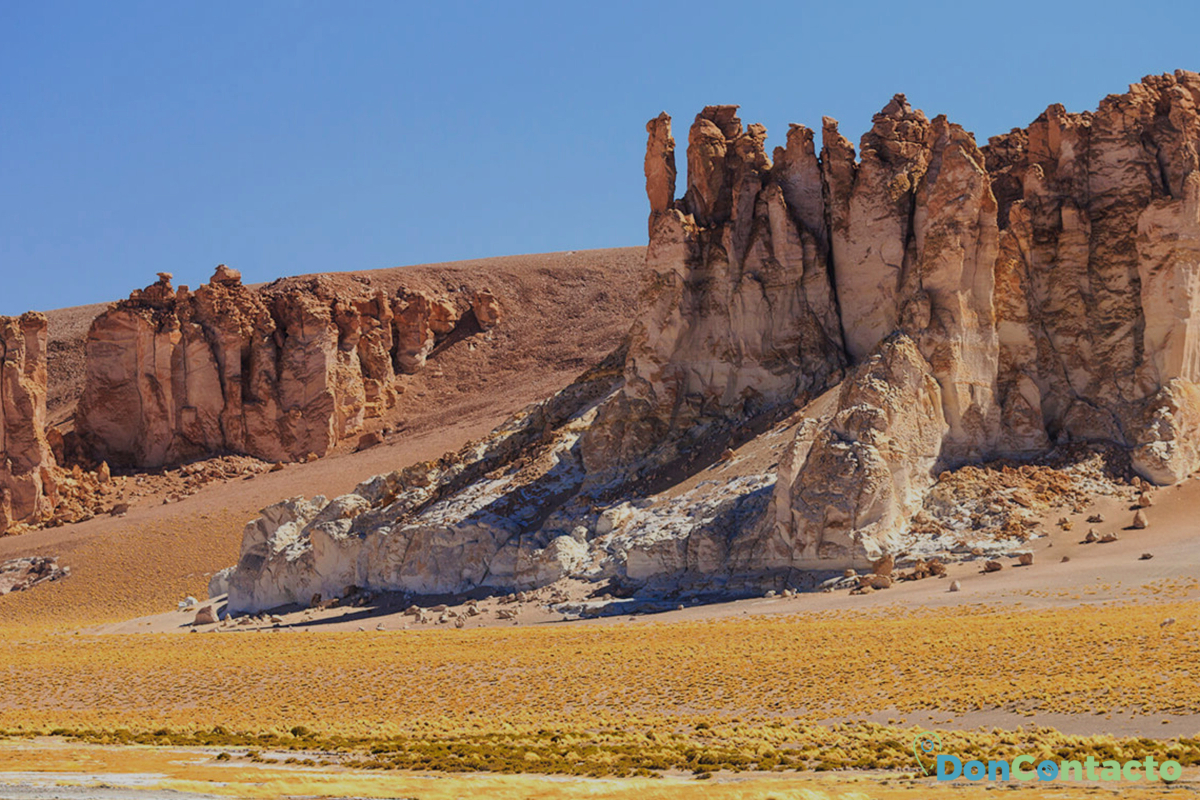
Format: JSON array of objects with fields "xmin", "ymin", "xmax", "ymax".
[
  {"xmin": 1099, "ymin": 532, "xmax": 1119, "ymax": 543},
  {"xmin": 983, "ymin": 560, "xmax": 1003, "ymax": 573},
  {"xmin": 1017, "ymin": 552, "xmax": 1034, "ymax": 567},
  {"xmin": 1087, "ymin": 513, "xmax": 1105, "ymax": 524},
  {"xmin": 871, "ymin": 554, "xmax": 895, "ymax": 577},
  {"xmin": 764, "ymin": 590, "xmax": 777, "ymax": 598},
  {"xmin": 1136, "ymin": 492, "xmax": 1152, "ymax": 508},
  {"xmin": 356, "ymin": 431, "xmax": 384, "ymax": 451},
  {"xmin": 1061, "ymin": 556, "xmax": 1071, "ymax": 562},
  {"xmin": 108, "ymin": 503, "xmax": 130, "ymax": 517},
  {"xmin": 1140, "ymin": 552, "xmax": 1154, "ymax": 560},
  {"xmin": 1161, "ymin": 618, "xmax": 1176, "ymax": 628},
  {"xmin": 193, "ymin": 605, "xmax": 216, "ymax": 625},
  {"xmin": 1132, "ymin": 509, "xmax": 1149, "ymax": 529},
  {"xmin": 270, "ymin": 462, "xmax": 285, "ymax": 472},
  {"xmin": 1084, "ymin": 529, "xmax": 1098, "ymax": 543},
  {"xmin": 948, "ymin": 580, "xmax": 961, "ymax": 592}
]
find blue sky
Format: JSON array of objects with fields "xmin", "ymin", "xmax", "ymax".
[{"xmin": 2, "ymin": 1, "xmax": 1197, "ymax": 314}]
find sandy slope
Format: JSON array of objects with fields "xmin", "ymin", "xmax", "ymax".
[{"xmin": 2, "ymin": 247, "xmax": 645, "ymax": 628}]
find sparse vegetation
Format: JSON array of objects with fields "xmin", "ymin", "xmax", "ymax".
[{"xmin": 0, "ymin": 601, "xmax": 1196, "ymax": 777}]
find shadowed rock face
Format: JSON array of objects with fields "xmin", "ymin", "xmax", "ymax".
[
  {"xmin": 583, "ymin": 106, "xmax": 846, "ymax": 482},
  {"xmin": 75, "ymin": 267, "xmax": 500, "ymax": 468},
  {"xmin": 0, "ymin": 313, "xmax": 55, "ymax": 531},
  {"xmin": 225, "ymin": 71, "xmax": 1200, "ymax": 608}
]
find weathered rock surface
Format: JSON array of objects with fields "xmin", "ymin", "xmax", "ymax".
[
  {"xmin": 987, "ymin": 72, "xmax": 1200, "ymax": 464},
  {"xmin": 756, "ymin": 335, "xmax": 948, "ymax": 569},
  {"xmin": 1, "ymin": 313, "xmax": 57, "ymax": 532},
  {"xmin": 226, "ymin": 72, "xmax": 1200, "ymax": 610},
  {"xmin": 76, "ymin": 267, "xmax": 498, "ymax": 467},
  {"xmin": 584, "ymin": 106, "xmax": 845, "ymax": 482},
  {"xmin": 0, "ymin": 556, "xmax": 68, "ymax": 594}
]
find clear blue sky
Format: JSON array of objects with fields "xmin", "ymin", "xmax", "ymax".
[{"xmin": 2, "ymin": 0, "xmax": 1197, "ymax": 315}]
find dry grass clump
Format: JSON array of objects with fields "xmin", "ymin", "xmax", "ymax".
[
  {"xmin": 7, "ymin": 722, "xmax": 1196, "ymax": 778},
  {"xmin": 0, "ymin": 601, "xmax": 1196, "ymax": 776}
]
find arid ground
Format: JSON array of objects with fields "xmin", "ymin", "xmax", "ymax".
[{"xmin": 2, "ymin": 249, "xmax": 1198, "ymax": 798}]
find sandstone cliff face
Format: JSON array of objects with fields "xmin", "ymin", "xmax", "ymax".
[
  {"xmin": 0, "ymin": 313, "xmax": 55, "ymax": 531},
  {"xmin": 986, "ymin": 72, "xmax": 1200, "ymax": 454},
  {"xmin": 226, "ymin": 72, "xmax": 1200, "ymax": 609},
  {"xmin": 583, "ymin": 106, "xmax": 845, "ymax": 481},
  {"xmin": 77, "ymin": 267, "xmax": 500, "ymax": 468}
]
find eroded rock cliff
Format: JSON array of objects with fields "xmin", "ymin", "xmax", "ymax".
[
  {"xmin": 0, "ymin": 313, "xmax": 56, "ymax": 532},
  {"xmin": 226, "ymin": 72, "xmax": 1200, "ymax": 609},
  {"xmin": 76, "ymin": 267, "xmax": 501, "ymax": 467}
]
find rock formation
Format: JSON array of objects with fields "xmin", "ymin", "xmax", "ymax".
[
  {"xmin": 986, "ymin": 73, "xmax": 1200, "ymax": 456},
  {"xmin": 0, "ymin": 313, "xmax": 57, "ymax": 532},
  {"xmin": 583, "ymin": 106, "xmax": 844, "ymax": 483},
  {"xmin": 226, "ymin": 72, "xmax": 1200, "ymax": 610},
  {"xmin": 76, "ymin": 267, "xmax": 500, "ymax": 468}
]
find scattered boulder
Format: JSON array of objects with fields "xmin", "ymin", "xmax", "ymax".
[
  {"xmin": 0, "ymin": 556, "xmax": 68, "ymax": 595},
  {"xmin": 1017, "ymin": 552, "xmax": 1034, "ymax": 567},
  {"xmin": 471, "ymin": 290, "xmax": 502, "ymax": 330},
  {"xmin": 356, "ymin": 431, "xmax": 384, "ymax": 452},
  {"xmin": 1087, "ymin": 513, "xmax": 1105, "ymax": 524},
  {"xmin": 1085, "ymin": 530, "xmax": 1098, "ymax": 543},
  {"xmin": 1140, "ymin": 552, "xmax": 1155, "ymax": 560},
  {"xmin": 860, "ymin": 574, "xmax": 892, "ymax": 590},
  {"xmin": 1099, "ymin": 532, "xmax": 1120, "ymax": 543},
  {"xmin": 983, "ymin": 560, "xmax": 1003, "ymax": 573},
  {"xmin": 948, "ymin": 580, "xmax": 961, "ymax": 592},
  {"xmin": 871, "ymin": 554, "xmax": 895, "ymax": 577},
  {"xmin": 193, "ymin": 605, "xmax": 216, "ymax": 625},
  {"xmin": 1132, "ymin": 510, "xmax": 1149, "ymax": 529}
]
